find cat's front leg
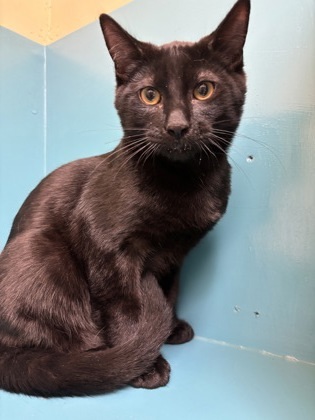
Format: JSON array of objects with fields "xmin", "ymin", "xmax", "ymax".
[
  {"xmin": 166, "ymin": 319, "xmax": 194, "ymax": 345},
  {"xmin": 159, "ymin": 268, "xmax": 194, "ymax": 345},
  {"xmin": 90, "ymin": 263, "xmax": 173, "ymax": 388}
]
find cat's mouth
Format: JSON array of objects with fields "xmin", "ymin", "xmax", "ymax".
[{"xmin": 157, "ymin": 140, "xmax": 198, "ymax": 161}]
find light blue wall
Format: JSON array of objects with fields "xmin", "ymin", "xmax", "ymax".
[
  {"xmin": 46, "ymin": 23, "xmax": 120, "ymax": 172},
  {"xmin": 1, "ymin": 0, "xmax": 315, "ymax": 366},
  {"xmin": 0, "ymin": 27, "xmax": 45, "ymax": 247}
]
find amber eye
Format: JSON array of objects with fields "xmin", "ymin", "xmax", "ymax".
[
  {"xmin": 139, "ymin": 87, "xmax": 161, "ymax": 106},
  {"xmin": 193, "ymin": 81, "xmax": 215, "ymax": 101}
]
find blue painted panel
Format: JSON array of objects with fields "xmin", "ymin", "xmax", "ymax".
[
  {"xmin": 46, "ymin": 23, "xmax": 121, "ymax": 172},
  {"xmin": 0, "ymin": 27, "xmax": 45, "ymax": 246}
]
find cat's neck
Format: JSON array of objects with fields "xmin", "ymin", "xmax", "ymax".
[{"xmin": 133, "ymin": 151, "xmax": 229, "ymax": 195}]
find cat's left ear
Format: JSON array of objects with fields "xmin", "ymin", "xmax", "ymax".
[
  {"xmin": 99, "ymin": 14, "xmax": 145, "ymax": 83},
  {"xmin": 200, "ymin": 0, "xmax": 250, "ymax": 71}
]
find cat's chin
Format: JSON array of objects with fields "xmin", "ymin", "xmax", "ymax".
[
  {"xmin": 158, "ymin": 151, "xmax": 198, "ymax": 163},
  {"xmin": 157, "ymin": 144, "xmax": 199, "ymax": 162}
]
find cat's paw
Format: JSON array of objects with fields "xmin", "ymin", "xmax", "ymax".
[
  {"xmin": 130, "ymin": 355, "xmax": 170, "ymax": 389},
  {"xmin": 166, "ymin": 319, "xmax": 194, "ymax": 344}
]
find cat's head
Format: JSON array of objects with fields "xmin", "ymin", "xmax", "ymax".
[{"xmin": 100, "ymin": 0, "xmax": 250, "ymax": 163}]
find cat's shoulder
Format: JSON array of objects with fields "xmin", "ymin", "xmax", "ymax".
[
  {"xmin": 48, "ymin": 154, "xmax": 106, "ymax": 178},
  {"xmin": 37, "ymin": 154, "xmax": 110, "ymax": 191},
  {"xmin": 19, "ymin": 154, "xmax": 109, "ymax": 210}
]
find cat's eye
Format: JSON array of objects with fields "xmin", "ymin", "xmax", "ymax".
[
  {"xmin": 193, "ymin": 81, "xmax": 215, "ymax": 101},
  {"xmin": 139, "ymin": 87, "xmax": 161, "ymax": 106}
]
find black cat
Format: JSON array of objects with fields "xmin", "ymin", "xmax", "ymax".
[{"xmin": 0, "ymin": 0, "xmax": 250, "ymax": 397}]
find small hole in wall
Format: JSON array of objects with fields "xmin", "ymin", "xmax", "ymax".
[
  {"xmin": 234, "ymin": 306, "xmax": 241, "ymax": 313},
  {"xmin": 254, "ymin": 311, "xmax": 260, "ymax": 318},
  {"xmin": 247, "ymin": 155, "xmax": 254, "ymax": 163}
]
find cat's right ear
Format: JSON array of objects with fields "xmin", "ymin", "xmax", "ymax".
[{"xmin": 99, "ymin": 14, "xmax": 144, "ymax": 83}]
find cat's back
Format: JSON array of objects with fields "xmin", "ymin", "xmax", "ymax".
[{"xmin": 7, "ymin": 154, "xmax": 106, "ymax": 242}]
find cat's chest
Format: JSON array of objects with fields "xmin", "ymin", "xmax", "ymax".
[
  {"xmin": 145, "ymin": 187, "xmax": 227, "ymax": 232},
  {"xmin": 137, "ymin": 161, "xmax": 231, "ymax": 233},
  {"xmin": 132, "ymin": 188, "xmax": 226, "ymax": 253},
  {"xmin": 137, "ymin": 195, "xmax": 224, "ymax": 274}
]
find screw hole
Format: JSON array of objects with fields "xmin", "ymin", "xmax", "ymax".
[
  {"xmin": 234, "ymin": 306, "xmax": 241, "ymax": 313},
  {"xmin": 254, "ymin": 311, "xmax": 260, "ymax": 318},
  {"xmin": 247, "ymin": 155, "xmax": 254, "ymax": 163}
]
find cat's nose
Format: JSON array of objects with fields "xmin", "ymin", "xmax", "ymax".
[
  {"xmin": 167, "ymin": 124, "xmax": 189, "ymax": 140},
  {"xmin": 165, "ymin": 109, "xmax": 190, "ymax": 140}
]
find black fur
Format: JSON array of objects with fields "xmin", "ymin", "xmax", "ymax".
[{"xmin": 0, "ymin": 0, "xmax": 250, "ymax": 397}]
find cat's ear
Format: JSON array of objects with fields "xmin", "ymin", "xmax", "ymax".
[
  {"xmin": 200, "ymin": 0, "xmax": 250, "ymax": 71},
  {"xmin": 99, "ymin": 14, "xmax": 144, "ymax": 82}
]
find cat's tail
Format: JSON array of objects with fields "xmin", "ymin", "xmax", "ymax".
[{"xmin": 0, "ymin": 275, "xmax": 173, "ymax": 397}]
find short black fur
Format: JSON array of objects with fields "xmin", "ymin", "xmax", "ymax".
[{"xmin": 0, "ymin": 0, "xmax": 250, "ymax": 397}]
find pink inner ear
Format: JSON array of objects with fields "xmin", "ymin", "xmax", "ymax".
[{"xmin": 238, "ymin": 6, "xmax": 250, "ymax": 23}]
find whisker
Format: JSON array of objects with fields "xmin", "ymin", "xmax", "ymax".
[
  {"xmin": 114, "ymin": 141, "xmax": 150, "ymax": 180},
  {"xmin": 88, "ymin": 138, "xmax": 148, "ymax": 177},
  {"xmin": 145, "ymin": 143, "xmax": 159, "ymax": 165},
  {"xmin": 213, "ymin": 128, "xmax": 286, "ymax": 172},
  {"xmin": 200, "ymin": 140, "xmax": 217, "ymax": 160},
  {"xmin": 210, "ymin": 132, "xmax": 256, "ymax": 169},
  {"xmin": 199, "ymin": 142, "xmax": 209, "ymax": 160},
  {"xmin": 210, "ymin": 132, "xmax": 244, "ymax": 159},
  {"xmin": 123, "ymin": 133, "xmax": 149, "ymax": 140},
  {"xmin": 200, "ymin": 142, "xmax": 212, "ymax": 161},
  {"xmin": 108, "ymin": 138, "xmax": 148, "ymax": 160},
  {"xmin": 137, "ymin": 143, "xmax": 157, "ymax": 168},
  {"xmin": 210, "ymin": 137, "xmax": 252, "ymax": 185},
  {"xmin": 214, "ymin": 127, "xmax": 276, "ymax": 152}
]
